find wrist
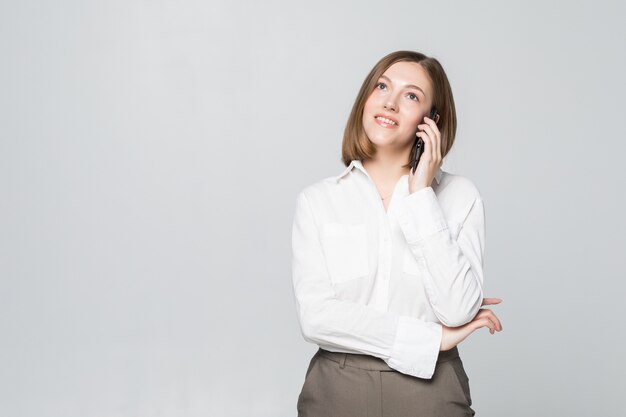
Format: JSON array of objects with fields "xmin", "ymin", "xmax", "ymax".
[{"xmin": 409, "ymin": 184, "xmax": 428, "ymax": 195}]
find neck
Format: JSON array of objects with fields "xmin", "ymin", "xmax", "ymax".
[{"xmin": 362, "ymin": 150, "xmax": 411, "ymax": 182}]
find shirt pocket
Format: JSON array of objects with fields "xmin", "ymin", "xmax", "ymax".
[{"xmin": 319, "ymin": 222, "xmax": 369, "ymax": 284}]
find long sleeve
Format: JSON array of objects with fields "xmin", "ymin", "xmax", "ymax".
[
  {"xmin": 291, "ymin": 191, "xmax": 443, "ymax": 379},
  {"xmin": 396, "ymin": 186, "xmax": 485, "ymax": 327}
]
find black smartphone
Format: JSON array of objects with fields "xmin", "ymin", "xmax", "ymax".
[{"xmin": 410, "ymin": 107, "xmax": 438, "ymax": 175}]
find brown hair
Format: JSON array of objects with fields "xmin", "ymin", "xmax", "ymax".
[{"xmin": 341, "ymin": 50, "xmax": 457, "ymax": 168}]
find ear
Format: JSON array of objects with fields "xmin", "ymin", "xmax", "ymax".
[{"xmin": 434, "ymin": 113, "xmax": 440, "ymax": 124}]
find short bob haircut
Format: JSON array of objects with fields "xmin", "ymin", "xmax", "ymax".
[{"xmin": 341, "ymin": 50, "xmax": 457, "ymax": 169}]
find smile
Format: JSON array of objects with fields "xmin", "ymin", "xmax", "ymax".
[{"xmin": 374, "ymin": 116, "xmax": 398, "ymax": 128}]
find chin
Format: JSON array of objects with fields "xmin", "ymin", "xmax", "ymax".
[
  {"xmin": 368, "ymin": 132, "xmax": 409, "ymax": 145},
  {"xmin": 367, "ymin": 136, "xmax": 394, "ymax": 146}
]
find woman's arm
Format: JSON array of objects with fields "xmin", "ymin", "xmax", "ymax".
[
  {"xmin": 396, "ymin": 186, "xmax": 486, "ymax": 327},
  {"xmin": 292, "ymin": 191, "xmax": 442, "ymax": 379},
  {"xmin": 441, "ymin": 298, "xmax": 503, "ymax": 351}
]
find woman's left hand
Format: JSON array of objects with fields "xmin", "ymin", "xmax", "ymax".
[{"xmin": 408, "ymin": 115, "xmax": 442, "ymax": 194}]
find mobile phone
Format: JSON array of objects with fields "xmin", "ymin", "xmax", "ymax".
[{"xmin": 410, "ymin": 107, "xmax": 438, "ymax": 175}]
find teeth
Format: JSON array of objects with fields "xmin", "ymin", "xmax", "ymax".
[{"xmin": 376, "ymin": 116, "xmax": 397, "ymax": 125}]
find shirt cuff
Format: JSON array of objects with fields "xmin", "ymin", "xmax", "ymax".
[
  {"xmin": 396, "ymin": 186, "xmax": 448, "ymax": 246},
  {"xmin": 385, "ymin": 316, "xmax": 442, "ymax": 379}
]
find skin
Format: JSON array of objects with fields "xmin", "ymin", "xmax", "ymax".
[{"xmin": 361, "ymin": 61, "xmax": 503, "ymax": 350}]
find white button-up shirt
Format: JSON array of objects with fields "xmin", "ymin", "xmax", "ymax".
[{"xmin": 291, "ymin": 159, "xmax": 486, "ymax": 378}]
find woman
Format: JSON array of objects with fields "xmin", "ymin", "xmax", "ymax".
[{"xmin": 291, "ymin": 50, "xmax": 503, "ymax": 417}]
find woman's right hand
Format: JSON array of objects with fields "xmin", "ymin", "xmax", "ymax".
[{"xmin": 440, "ymin": 298, "xmax": 503, "ymax": 351}]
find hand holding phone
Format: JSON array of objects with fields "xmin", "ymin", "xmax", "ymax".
[{"xmin": 410, "ymin": 107, "xmax": 438, "ymax": 175}]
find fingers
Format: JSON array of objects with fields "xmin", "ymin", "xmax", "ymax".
[
  {"xmin": 416, "ymin": 130, "xmax": 431, "ymax": 162},
  {"xmin": 479, "ymin": 299, "xmax": 503, "ymax": 333},
  {"xmin": 490, "ymin": 311, "xmax": 502, "ymax": 332},
  {"xmin": 473, "ymin": 309, "xmax": 503, "ymax": 333},
  {"xmin": 419, "ymin": 117, "xmax": 441, "ymax": 166},
  {"xmin": 482, "ymin": 297, "xmax": 503, "ymax": 306},
  {"xmin": 427, "ymin": 116, "xmax": 441, "ymax": 163},
  {"xmin": 417, "ymin": 124, "xmax": 434, "ymax": 162},
  {"xmin": 411, "ymin": 116, "xmax": 442, "ymax": 188},
  {"xmin": 475, "ymin": 316, "xmax": 497, "ymax": 334},
  {"xmin": 423, "ymin": 117, "xmax": 440, "ymax": 161},
  {"xmin": 435, "ymin": 125, "xmax": 441, "ymax": 162},
  {"xmin": 482, "ymin": 298, "xmax": 502, "ymax": 334}
]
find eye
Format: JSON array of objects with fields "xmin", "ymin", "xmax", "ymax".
[
  {"xmin": 375, "ymin": 82, "xmax": 387, "ymax": 90},
  {"xmin": 407, "ymin": 92, "xmax": 419, "ymax": 102}
]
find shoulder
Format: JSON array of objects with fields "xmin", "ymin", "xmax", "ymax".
[
  {"xmin": 439, "ymin": 170, "xmax": 483, "ymax": 201},
  {"xmin": 295, "ymin": 175, "xmax": 342, "ymax": 203}
]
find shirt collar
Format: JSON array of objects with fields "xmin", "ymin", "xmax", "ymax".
[{"xmin": 335, "ymin": 159, "xmax": 443, "ymax": 184}]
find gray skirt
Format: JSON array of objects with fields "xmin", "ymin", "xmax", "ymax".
[{"xmin": 297, "ymin": 346, "xmax": 475, "ymax": 417}]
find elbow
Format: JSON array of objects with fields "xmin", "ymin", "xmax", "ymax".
[
  {"xmin": 298, "ymin": 308, "xmax": 325, "ymax": 343},
  {"xmin": 435, "ymin": 293, "xmax": 483, "ymax": 327},
  {"xmin": 437, "ymin": 312, "xmax": 472, "ymax": 328},
  {"xmin": 300, "ymin": 319, "xmax": 318, "ymax": 343},
  {"xmin": 295, "ymin": 297, "xmax": 336, "ymax": 344}
]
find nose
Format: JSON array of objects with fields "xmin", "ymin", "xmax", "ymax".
[{"xmin": 384, "ymin": 98, "xmax": 397, "ymax": 112}]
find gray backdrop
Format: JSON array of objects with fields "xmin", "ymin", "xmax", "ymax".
[{"xmin": 1, "ymin": 1, "xmax": 625, "ymax": 416}]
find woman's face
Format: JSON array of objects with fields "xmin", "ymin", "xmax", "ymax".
[{"xmin": 362, "ymin": 61, "xmax": 434, "ymax": 152}]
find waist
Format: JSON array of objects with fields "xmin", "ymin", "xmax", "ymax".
[{"xmin": 317, "ymin": 345, "xmax": 459, "ymax": 372}]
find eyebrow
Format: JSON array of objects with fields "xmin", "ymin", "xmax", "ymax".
[{"xmin": 379, "ymin": 75, "xmax": 425, "ymax": 97}]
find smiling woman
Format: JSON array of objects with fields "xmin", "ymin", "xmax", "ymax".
[
  {"xmin": 291, "ymin": 50, "xmax": 503, "ymax": 417},
  {"xmin": 343, "ymin": 51, "xmax": 457, "ymax": 170}
]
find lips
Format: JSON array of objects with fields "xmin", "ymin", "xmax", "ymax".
[{"xmin": 374, "ymin": 114, "xmax": 399, "ymax": 127}]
